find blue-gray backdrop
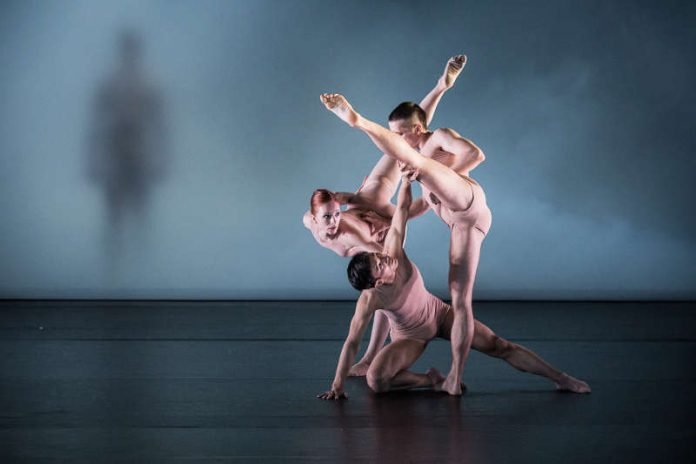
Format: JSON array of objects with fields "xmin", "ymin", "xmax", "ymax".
[{"xmin": 1, "ymin": 0, "xmax": 694, "ymax": 299}]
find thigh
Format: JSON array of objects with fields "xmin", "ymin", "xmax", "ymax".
[
  {"xmin": 448, "ymin": 226, "xmax": 485, "ymax": 303},
  {"xmin": 369, "ymin": 338, "xmax": 427, "ymax": 379},
  {"xmin": 353, "ymin": 155, "xmax": 400, "ymax": 215},
  {"xmin": 438, "ymin": 310, "xmax": 494, "ymax": 349},
  {"xmin": 417, "ymin": 157, "xmax": 475, "ymax": 212}
]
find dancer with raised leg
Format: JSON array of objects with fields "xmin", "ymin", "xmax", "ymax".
[
  {"xmin": 317, "ymin": 177, "xmax": 590, "ymax": 399},
  {"xmin": 304, "ymin": 56, "xmax": 468, "ymax": 257},
  {"xmin": 321, "ymin": 88, "xmax": 495, "ymax": 395}
]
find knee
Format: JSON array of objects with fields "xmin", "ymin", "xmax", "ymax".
[
  {"xmin": 449, "ymin": 287, "xmax": 473, "ymax": 311},
  {"xmin": 486, "ymin": 336, "xmax": 514, "ymax": 358},
  {"xmin": 366, "ymin": 370, "xmax": 390, "ymax": 393}
]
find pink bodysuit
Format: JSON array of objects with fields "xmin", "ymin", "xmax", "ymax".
[
  {"xmin": 382, "ymin": 263, "xmax": 451, "ymax": 342},
  {"xmin": 423, "ymin": 175, "xmax": 492, "ymax": 236}
]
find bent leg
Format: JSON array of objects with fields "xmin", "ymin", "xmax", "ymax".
[
  {"xmin": 321, "ymin": 93, "xmax": 474, "ymax": 211},
  {"xmin": 366, "ymin": 339, "xmax": 436, "ymax": 393}
]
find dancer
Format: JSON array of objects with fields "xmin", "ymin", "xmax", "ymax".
[
  {"xmin": 317, "ymin": 178, "xmax": 590, "ymax": 399},
  {"xmin": 320, "ymin": 84, "xmax": 494, "ymax": 395},
  {"xmin": 305, "ymin": 56, "xmax": 468, "ymax": 257}
]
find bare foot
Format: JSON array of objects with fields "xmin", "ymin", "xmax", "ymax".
[
  {"xmin": 555, "ymin": 373, "xmax": 591, "ymax": 394},
  {"xmin": 441, "ymin": 372, "xmax": 465, "ymax": 396},
  {"xmin": 320, "ymin": 93, "xmax": 359, "ymax": 127},
  {"xmin": 439, "ymin": 54, "xmax": 467, "ymax": 90},
  {"xmin": 426, "ymin": 367, "xmax": 446, "ymax": 391}
]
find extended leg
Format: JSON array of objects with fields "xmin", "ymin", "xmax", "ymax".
[
  {"xmin": 472, "ymin": 320, "xmax": 591, "ymax": 393},
  {"xmin": 321, "ymin": 94, "xmax": 474, "ymax": 212},
  {"xmin": 438, "ymin": 308, "xmax": 592, "ymax": 393},
  {"xmin": 366, "ymin": 339, "xmax": 437, "ymax": 393}
]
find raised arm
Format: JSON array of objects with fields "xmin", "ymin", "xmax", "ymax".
[
  {"xmin": 317, "ymin": 291, "xmax": 380, "ymax": 400},
  {"xmin": 419, "ymin": 55, "xmax": 467, "ymax": 126},
  {"xmin": 349, "ymin": 310, "xmax": 390, "ymax": 376},
  {"xmin": 381, "ymin": 177, "xmax": 413, "ymax": 258}
]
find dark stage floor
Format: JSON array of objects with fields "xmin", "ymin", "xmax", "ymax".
[{"xmin": 1, "ymin": 300, "xmax": 694, "ymax": 463}]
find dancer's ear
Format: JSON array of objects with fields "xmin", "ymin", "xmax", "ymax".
[{"xmin": 374, "ymin": 279, "xmax": 384, "ymax": 288}]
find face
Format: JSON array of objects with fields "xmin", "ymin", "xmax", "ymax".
[
  {"xmin": 370, "ymin": 252, "xmax": 398, "ymax": 287},
  {"xmin": 388, "ymin": 114, "xmax": 424, "ymax": 148},
  {"xmin": 313, "ymin": 201, "xmax": 341, "ymax": 236}
]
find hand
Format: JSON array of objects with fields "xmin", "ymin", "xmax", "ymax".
[
  {"xmin": 317, "ymin": 387, "xmax": 347, "ymax": 400},
  {"xmin": 348, "ymin": 360, "xmax": 370, "ymax": 377},
  {"xmin": 398, "ymin": 161, "xmax": 420, "ymax": 183}
]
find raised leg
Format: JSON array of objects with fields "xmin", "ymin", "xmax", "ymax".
[
  {"xmin": 320, "ymin": 93, "xmax": 474, "ymax": 212},
  {"xmin": 349, "ymin": 155, "xmax": 400, "ymax": 218},
  {"xmin": 366, "ymin": 339, "xmax": 435, "ymax": 393}
]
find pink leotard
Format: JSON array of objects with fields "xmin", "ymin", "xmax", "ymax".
[
  {"xmin": 423, "ymin": 175, "xmax": 492, "ymax": 236},
  {"xmin": 382, "ymin": 263, "xmax": 451, "ymax": 342}
]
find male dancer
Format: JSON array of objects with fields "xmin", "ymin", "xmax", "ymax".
[{"xmin": 318, "ymin": 178, "xmax": 590, "ymax": 399}]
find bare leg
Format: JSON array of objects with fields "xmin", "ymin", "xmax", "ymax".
[
  {"xmin": 366, "ymin": 339, "xmax": 436, "ymax": 393},
  {"xmin": 439, "ymin": 310, "xmax": 592, "ymax": 393},
  {"xmin": 320, "ymin": 93, "xmax": 474, "ymax": 212},
  {"xmin": 440, "ymin": 225, "xmax": 483, "ymax": 395},
  {"xmin": 420, "ymin": 54, "xmax": 467, "ymax": 126},
  {"xmin": 350, "ymin": 155, "xmax": 400, "ymax": 218}
]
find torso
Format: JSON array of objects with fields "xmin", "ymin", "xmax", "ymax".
[
  {"xmin": 374, "ymin": 258, "xmax": 450, "ymax": 342},
  {"xmin": 416, "ymin": 131, "xmax": 491, "ymax": 234}
]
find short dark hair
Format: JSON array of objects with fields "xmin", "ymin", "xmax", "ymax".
[
  {"xmin": 388, "ymin": 101, "xmax": 427, "ymax": 128},
  {"xmin": 347, "ymin": 252, "xmax": 376, "ymax": 291}
]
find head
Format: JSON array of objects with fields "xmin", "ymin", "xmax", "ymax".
[
  {"xmin": 310, "ymin": 189, "xmax": 341, "ymax": 236},
  {"xmin": 347, "ymin": 252, "xmax": 398, "ymax": 291},
  {"xmin": 388, "ymin": 102, "xmax": 428, "ymax": 148}
]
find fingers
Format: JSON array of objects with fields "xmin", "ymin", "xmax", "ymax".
[
  {"xmin": 317, "ymin": 390, "xmax": 348, "ymax": 400},
  {"xmin": 399, "ymin": 161, "xmax": 419, "ymax": 182}
]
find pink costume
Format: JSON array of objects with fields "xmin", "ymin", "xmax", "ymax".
[
  {"xmin": 422, "ymin": 175, "xmax": 492, "ymax": 236},
  {"xmin": 382, "ymin": 262, "xmax": 451, "ymax": 342}
]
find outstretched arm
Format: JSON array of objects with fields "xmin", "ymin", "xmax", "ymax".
[
  {"xmin": 382, "ymin": 177, "xmax": 412, "ymax": 258},
  {"xmin": 419, "ymin": 55, "xmax": 467, "ymax": 126},
  {"xmin": 349, "ymin": 310, "xmax": 390, "ymax": 376},
  {"xmin": 317, "ymin": 291, "xmax": 380, "ymax": 400}
]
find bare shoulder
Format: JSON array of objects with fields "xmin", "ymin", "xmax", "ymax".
[
  {"xmin": 303, "ymin": 210, "xmax": 313, "ymax": 229},
  {"xmin": 434, "ymin": 127, "xmax": 463, "ymax": 140},
  {"xmin": 358, "ymin": 289, "xmax": 384, "ymax": 313}
]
